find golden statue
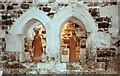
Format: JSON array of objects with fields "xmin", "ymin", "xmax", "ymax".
[{"xmin": 69, "ymin": 30, "xmax": 80, "ymax": 62}]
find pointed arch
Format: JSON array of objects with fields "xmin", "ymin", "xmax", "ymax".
[
  {"xmin": 52, "ymin": 4, "xmax": 98, "ymax": 34},
  {"xmin": 6, "ymin": 6, "xmax": 50, "ymax": 62},
  {"xmin": 48, "ymin": 4, "xmax": 98, "ymax": 58},
  {"xmin": 9, "ymin": 6, "xmax": 50, "ymax": 35}
]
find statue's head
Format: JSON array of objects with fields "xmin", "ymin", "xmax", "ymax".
[
  {"xmin": 35, "ymin": 30, "xmax": 39, "ymax": 34},
  {"xmin": 34, "ymin": 28, "xmax": 39, "ymax": 34},
  {"xmin": 72, "ymin": 30, "xmax": 76, "ymax": 36}
]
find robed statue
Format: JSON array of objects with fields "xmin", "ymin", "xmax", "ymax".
[
  {"xmin": 69, "ymin": 30, "xmax": 80, "ymax": 62},
  {"xmin": 32, "ymin": 29, "xmax": 43, "ymax": 62}
]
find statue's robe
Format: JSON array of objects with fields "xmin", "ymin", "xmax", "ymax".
[
  {"xmin": 32, "ymin": 34, "xmax": 43, "ymax": 62},
  {"xmin": 69, "ymin": 36, "xmax": 80, "ymax": 62}
]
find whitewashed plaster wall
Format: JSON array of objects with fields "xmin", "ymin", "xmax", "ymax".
[
  {"xmin": 100, "ymin": 5, "xmax": 119, "ymax": 41},
  {"xmin": 6, "ymin": 35, "xmax": 25, "ymax": 62},
  {"xmin": 99, "ymin": 5, "xmax": 118, "ymax": 17},
  {"xmin": 109, "ymin": 17, "xmax": 119, "ymax": 37},
  {"xmin": 55, "ymin": 0, "xmax": 78, "ymax": 3},
  {"xmin": 6, "ymin": 3, "xmax": 102, "ymax": 62},
  {"xmin": 86, "ymin": 32, "xmax": 111, "ymax": 53}
]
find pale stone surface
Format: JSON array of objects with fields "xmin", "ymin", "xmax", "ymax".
[
  {"xmin": 0, "ymin": 30, "xmax": 5, "ymax": 38},
  {"xmin": 99, "ymin": 5, "xmax": 118, "ymax": 17},
  {"xmin": 6, "ymin": 35, "xmax": 25, "ymax": 62},
  {"xmin": 40, "ymin": 69, "xmax": 48, "ymax": 74},
  {"xmin": 37, "ymin": 63, "xmax": 66, "ymax": 71},
  {"xmin": 56, "ymin": 0, "xmax": 78, "ymax": 3},
  {"xmin": 80, "ymin": 49, "xmax": 86, "ymax": 63},
  {"xmin": 0, "ymin": 71, "xmax": 3, "ymax": 76},
  {"xmin": 6, "ymin": 35, "xmax": 23, "ymax": 52},
  {"xmin": 26, "ymin": 70, "xmax": 37, "ymax": 74},
  {"xmin": 109, "ymin": 17, "xmax": 119, "ymax": 37},
  {"xmin": 61, "ymin": 55, "xmax": 69, "ymax": 62},
  {"xmin": 87, "ymin": 32, "xmax": 111, "ymax": 52}
]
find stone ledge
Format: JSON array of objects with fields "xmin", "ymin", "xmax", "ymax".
[{"xmin": 37, "ymin": 63, "xmax": 66, "ymax": 70}]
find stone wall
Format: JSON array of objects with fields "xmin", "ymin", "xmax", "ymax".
[{"xmin": 0, "ymin": 0, "xmax": 119, "ymax": 74}]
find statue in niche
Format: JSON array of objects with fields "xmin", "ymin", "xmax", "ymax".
[
  {"xmin": 32, "ymin": 29, "xmax": 43, "ymax": 62},
  {"xmin": 69, "ymin": 30, "xmax": 80, "ymax": 62}
]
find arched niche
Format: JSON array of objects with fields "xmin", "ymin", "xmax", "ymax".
[
  {"xmin": 23, "ymin": 18, "xmax": 47, "ymax": 62},
  {"xmin": 6, "ymin": 6, "xmax": 50, "ymax": 62},
  {"xmin": 60, "ymin": 17, "xmax": 87, "ymax": 63},
  {"xmin": 49, "ymin": 3, "xmax": 98, "ymax": 62}
]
